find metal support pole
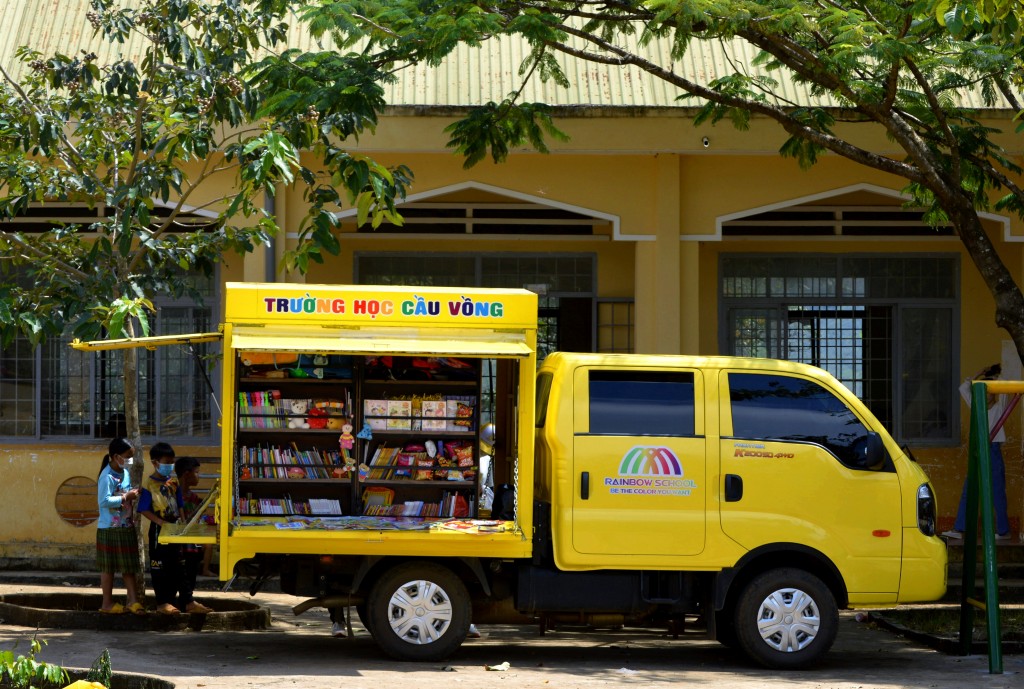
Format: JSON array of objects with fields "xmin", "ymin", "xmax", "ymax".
[{"xmin": 956, "ymin": 382, "xmax": 1003, "ymax": 673}]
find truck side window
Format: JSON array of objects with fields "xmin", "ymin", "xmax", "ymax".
[
  {"xmin": 728, "ymin": 373, "xmax": 878, "ymax": 470},
  {"xmin": 536, "ymin": 372, "xmax": 553, "ymax": 428},
  {"xmin": 589, "ymin": 370, "xmax": 695, "ymax": 436}
]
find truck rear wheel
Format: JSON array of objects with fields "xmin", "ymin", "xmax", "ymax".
[
  {"xmin": 733, "ymin": 568, "xmax": 837, "ymax": 669},
  {"xmin": 356, "ymin": 603, "xmax": 371, "ymax": 634},
  {"xmin": 367, "ymin": 562, "xmax": 471, "ymax": 661}
]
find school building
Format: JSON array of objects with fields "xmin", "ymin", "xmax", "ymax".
[{"xmin": 0, "ymin": 2, "xmax": 1021, "ymax": 566}]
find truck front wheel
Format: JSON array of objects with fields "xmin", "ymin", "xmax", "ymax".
[
  {"xmin": 733, "ymin": 568, "xmax": 838, "ymax": 669},
  {"xmin": 367, "ymin": 562, "xmax": 471, "ymax": 661}
]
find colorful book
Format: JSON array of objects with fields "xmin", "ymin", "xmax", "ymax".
[
  {"xmin": 364, "ymin": 399, "xmax": 388, "ymax": 429},
  {"xmin": 387, "ymin": 399, "xmax": 412, "ymax": 430},
  {"xmin": 421, "ymin": 400, "xmax": 447, "ymax": 430}
]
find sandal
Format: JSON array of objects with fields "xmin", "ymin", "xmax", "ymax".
[
  {"xmin": 127, "ymin": 602, "xmax": 147, "ymax": 615},
  {"xmin": 156, "ymin": 603, "xmax": 181, "ymax": 615},
  {"xmin": 185, "ymin": 602, "xmax": 214, "ymax": 614},
  {"xmin": 98, "ymin": 603, "xmax": 125, "ymax": 614}
]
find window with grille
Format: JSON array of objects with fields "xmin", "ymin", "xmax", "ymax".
[
  {"xmin": 357, "ymin": 252, "xmax": 598, "ymax": 420},
  {"xmin": 0, "ymin": 281, "xmax": 217, "ymax": 441},
  {"xmin": 357, "ymin": 252, "xmax": 597, "ymax": 360},
  {"xmin": 597, "ymin": 299, "xmax": 635, "ymax": 353},
  {"xmin": 720, "ymin": 254, "xmax": 958, "ymax": 444}
]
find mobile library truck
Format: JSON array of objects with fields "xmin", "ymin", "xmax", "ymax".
[{"xmin": 83, "ymin": 282, "xmax": 947, "ymax": 669}]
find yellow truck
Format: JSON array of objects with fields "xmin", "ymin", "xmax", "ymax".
[{"xmin": 137, "ymin": 282, "xmax": 945, "ymax": 669}]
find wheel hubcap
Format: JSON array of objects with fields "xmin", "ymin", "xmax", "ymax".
[
  {"xmin": 387, "ymin": 579, "xmax": 453, "ymax": 645},
  {"xmin": 755, "ymin": 587, "xmax": 820, "ymax": 652}
]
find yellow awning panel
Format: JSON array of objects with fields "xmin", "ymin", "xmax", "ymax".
[
  {"xmin": 231, "ymin": 326, "xmax": 532, "ymax": 357},
  {"xmin": 158, "ymin": 522, "xmax": 217, "ymax": 545},
  {"xmin": 70, "ymin": 331, "xmax": 223, "ymax": 351}
]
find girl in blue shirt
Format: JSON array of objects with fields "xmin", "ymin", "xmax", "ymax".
[{"xmin": 96, "ymin": 437, "xmax": 145, "ymax": 614}]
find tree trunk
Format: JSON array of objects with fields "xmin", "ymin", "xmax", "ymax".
[
  {"xmin": 945, "ymin": 195, "xmax": 1024, "ymax": 362},
  {"xmin": 122, "ymin": 317, "xmax": 148, "ymax": 601}
]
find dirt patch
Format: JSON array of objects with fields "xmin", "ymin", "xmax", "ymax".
[
  {"xmin": 0, "ymin": 592, "xmax": 269, "ymax": 632},
  {"xmin": 870, "ymin": 604, "xmax": 1024, "ymax": 654}
]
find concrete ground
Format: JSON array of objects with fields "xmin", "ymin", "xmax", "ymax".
[{"xmin": 0, "ymin": 580, "xmax": 1021, "ymax": 689}]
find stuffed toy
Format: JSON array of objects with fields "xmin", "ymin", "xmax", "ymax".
[
  {"xmin": 307, "ymin": 407, "xmax": 328, "ymax": 429},
  {"xmin": 288, "ymin": 399, "xmax": 310, "ymax": 429},
  {"xmin": 240, "ymin": 352, "xmax": 298, "ymax": 367},
  {"xmin": 315, "ymin": 400, "xmax": 346, "ymax": 430},
  {"xmin": 240, "ymin": 352, "xmax": 297, "ymax": 379},
  {"xmin": 339, "ymin": 421, "xmax": 355, "ymax": 461}
]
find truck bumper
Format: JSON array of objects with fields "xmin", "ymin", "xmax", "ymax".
[{"xmin": 897, "ymin": 530, "xmax": 948, "ymax": 603}]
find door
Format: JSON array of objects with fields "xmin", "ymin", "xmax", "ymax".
[
  {"xmin": 571, "ymin": 367, "xmax": 707, "ymax": 556},
  {"xmin": 718, "ymin": 370, "xmax": 903, "ymax": 595}
]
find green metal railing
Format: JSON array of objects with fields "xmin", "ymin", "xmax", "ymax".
[{"xmin": 957, "ymin": 380, "xmax": 1021, "ymax": 674}]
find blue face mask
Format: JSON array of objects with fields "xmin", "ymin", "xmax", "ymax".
[{"xmin": 157, "ymin": 464, "xmax": 175, "ymax": 478}]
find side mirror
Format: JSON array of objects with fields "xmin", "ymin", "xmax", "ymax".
[{"xmin": 862, "ymin": 432, "xmax": 885, "ymax": 470}]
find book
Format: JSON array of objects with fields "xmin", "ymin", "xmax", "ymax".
[
  {"xmin": 308, "ymin": 498, "xmax": 343, "ymax": 515},
  {"xmin": 421, "ymin": 400, "xmax": 447, "ymax": 431},
  {"xmin": 387, "ymin": 399, "xmax": 412, "ymax": 430},
  {"xmin": 363, "ymin": 399, "xmax": 388, "ymax": 429},
  {"xmin": 368, "ymin": 444, "xmax": 397, "ymax": 479}
]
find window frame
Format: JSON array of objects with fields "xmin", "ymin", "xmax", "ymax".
[
  {"xmin": 355, "ymin": 251, "xmax": 605, "ymax": 356},
  {"xmin": 724, "ymin": 371, "xmax": 887, "ymax": 471},
  {"xmin": 718, "ymin": 252, "xmax": 960, "ymax": 446},
  {"xmin": 0, "ymin": 284, "xmax": 221, "ymax": 445},
  {"xmin": 584, "ymin": 369, "xmax": 699, "ymax": 438}
]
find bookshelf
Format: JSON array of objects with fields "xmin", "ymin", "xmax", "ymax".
[
  {"xmin": 356, "ymin": 358, "xmax": 483, "ymax": 518},
  {"xmin": 232, "ymin": 353, "xmax": 483, "ymax": 519},
  {"xmin": 234, "ymin": 354, "xmax": 355, "ymax": 517}
]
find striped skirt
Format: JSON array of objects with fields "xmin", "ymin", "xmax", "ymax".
[{"xmin": 96, "ymin": 527, "xmax": 142, "ymax": 574}]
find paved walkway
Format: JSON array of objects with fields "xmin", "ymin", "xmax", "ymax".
[{"xmin": 0, "ymin": 579, "xmax": 1021, "ymax": 689}]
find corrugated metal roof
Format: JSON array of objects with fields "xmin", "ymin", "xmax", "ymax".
[{"xmin": 0, "ymin": 0, "xmax": 1004, "ymax": 111}]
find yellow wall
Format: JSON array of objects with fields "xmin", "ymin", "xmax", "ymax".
[{"xmin": 0, "ymin": 443, "xmax": 219, "ymax": 566}]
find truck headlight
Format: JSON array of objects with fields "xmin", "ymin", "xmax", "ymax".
[{"xmin": 917, "ymin": 483, "xmax": 936, "ymax": 536}]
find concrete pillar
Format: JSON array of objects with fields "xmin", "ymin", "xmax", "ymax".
[
  {"xmin": 680, "ymin": 241, "xmax": 701, "ymax": 354},
  {"xmin": 635, "ymin": 155, "xmax": 682, "ymax": 354}
]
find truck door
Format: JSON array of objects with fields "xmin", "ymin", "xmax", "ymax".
[
  {"xmin": 718, "ymin": 370, "xmax": 903, "ymax": 597},
  {"xmin": 571, "ymin": 367, "xmax": 707, "ymax": 557}
]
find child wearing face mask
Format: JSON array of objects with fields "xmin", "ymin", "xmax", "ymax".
[
  {"xmin": 171, "ymin": 455, "xmax": 213, "ymax": 614},
  {"xmin": 138, "ymin": 441, "xmax": 185, "ymax": 614},
  {"xmin": 96, "ymin": 437, "xmax": 144, "ymax": 614}
]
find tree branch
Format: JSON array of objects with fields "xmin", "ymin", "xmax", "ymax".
[
  {"xmin": 902, "ymin": 56, "xmax": 961, "ymax": 182},
  {"xmin": 0, "ymin": 62, "xmax": 113, "ymax": 198},
  {"xmin": 0, "ymin": 231, "xmax": 90, "ymax": 281},
  {"xmin": 544, "ymin": 26, "xmax": 925, "ymax": 183}
]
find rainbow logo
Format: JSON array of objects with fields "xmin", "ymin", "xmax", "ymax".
[{"xmin": 618, "ymin": 446, "xmax": 683, "ymax": 476}]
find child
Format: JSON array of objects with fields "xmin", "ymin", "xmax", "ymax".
[
  {"xmin": 174, "ymin": 455, "xmax": 214, "ymax": 613},
  {"xmin": 942, "ymin": 364, "xmax": 1013, "ymax": 541},
  {"xmin": 96, "ymin": 437, "xmax": 145, "ymax": 615},
  {"xmin": 138, "ymin": 442, "xmax": 197, "ymax": 614}
]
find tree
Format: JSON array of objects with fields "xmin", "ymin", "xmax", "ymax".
[
  {"xmin": 0, "ymin": 0, "xmax": 410, "ymax": 443},
  {"xmin": 0, "ymin": 0, "xmax": 410, "ymax": 570},
  {"xmin": 299, "ymin": 0, "xmax": 1024, "ymax": 359}
]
